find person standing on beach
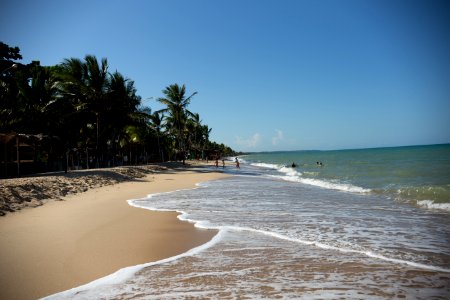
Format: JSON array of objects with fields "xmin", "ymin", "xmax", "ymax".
[
  {"xmin": 222, "ymin": 159, "xmax": 225, "ymax": 168},
  {"xmin": 235, "ymin": 157, "xmax": 240, "ymax": 169}
]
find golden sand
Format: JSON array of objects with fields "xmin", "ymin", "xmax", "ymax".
[{"xmin": 0, "ymin": 163, "xmax": 229, "ymax": 299}]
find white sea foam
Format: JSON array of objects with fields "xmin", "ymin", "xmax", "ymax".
[
  {"xmin": 298, "ymin": 177, "xmax": 371, "ymax": 193},
  {"xmin": 222, "ymin": 225, "xmax": 450, "ymax": 274},
  {"xmin": 251, "ymin": 162, "xmax": 280, "ymax": 169},
  {"xmin": 136, "ymin": 177, "xmax": 448, "ymax": 276},
  {"xmin": 251, "ymin": 162, "xmax": 371, "ymax": 194},
  {"xmin": 129, "ymin": 193, "xmax": 221, "ymax": 231},
  {"xmin": 130, "ymin": 186, "xmax": 445, "ymax": 275},
  {"xmin": 417, "ymin": 200, "xmax": 450, "ymax": 211},
  {"xmin": 267, "ymin": 172, "xmax": 371, "ymax": 194}
]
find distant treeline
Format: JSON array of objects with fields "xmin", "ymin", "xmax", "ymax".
[{"xmin": 0, "ymin": 42, "xmax": 235, "ymax": 176}]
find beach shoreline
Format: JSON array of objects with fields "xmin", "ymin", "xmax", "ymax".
[{"xmin": 0, "ymin": 162, "xmax": 230, "ymax": 300}]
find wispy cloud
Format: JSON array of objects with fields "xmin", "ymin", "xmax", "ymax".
[
  {"xmin": 272, "ymin": 129, "xmax": 284, "ymax": 145},
  {"xmin": 235, "ymin": 133, "xmax": 262, "ymax": 148}
]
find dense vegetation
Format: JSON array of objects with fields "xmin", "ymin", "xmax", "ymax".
[{"xmin": 0, "ymin": 42, "xmax": 235, "ymax": 176}]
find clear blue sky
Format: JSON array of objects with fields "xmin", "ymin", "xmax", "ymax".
[{"xmin": 2, "ymin": 0, "xmax": 449, "ymax": 151}]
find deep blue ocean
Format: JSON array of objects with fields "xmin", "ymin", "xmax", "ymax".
[{"xmin": 47, "ymin": 144, "xmax": 450, "ymax": 299}]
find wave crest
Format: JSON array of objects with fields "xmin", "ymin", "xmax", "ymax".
[
  {"xmin": 416, "ymin": 200, "xmax": 450, "ymax": 211},
  {"xmin": 251, "ymin": 162, "xmax": 371, "ymax": 194}
]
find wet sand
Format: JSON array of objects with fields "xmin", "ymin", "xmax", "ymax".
[{"xmin": 0, "ymin": 164, "xmax": 229, "ymax": 299}]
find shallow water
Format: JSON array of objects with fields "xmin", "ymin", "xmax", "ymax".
[
  {"xmin": 48, "ymin": 162, "xmax": 450, "ymax": 299},
  {"xmin": 243, "ymin": 144, "xmax": 450, "ymax": 209},
  {"xmin": 66, "ymin": 230, "xmax": 450, "ymax": 299}
]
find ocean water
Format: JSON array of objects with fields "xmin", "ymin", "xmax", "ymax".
[
  {"xmin": 244, "ymin": 144, "xmax": 450, "ymax": 210},
  {"xmin": 46, "ymin": 145, "xmax": 450, "ymax": 299}
]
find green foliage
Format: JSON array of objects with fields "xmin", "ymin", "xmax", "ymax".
[
  {"xmin": 0, "ymin": 42, "xmax": 236, "ymax": 174},
  {"xmin": 0, "ymin": 42, "xmax": 22, "ymax": 61}
]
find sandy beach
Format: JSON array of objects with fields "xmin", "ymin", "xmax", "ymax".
[{"xmin": 0, "ymin": 163, "xmax": 229, "ymax": 300}]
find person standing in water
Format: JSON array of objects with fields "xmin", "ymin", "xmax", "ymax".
[{"xmin": 235, "ymin": 157, "xmax": 240, "ymax": 168}]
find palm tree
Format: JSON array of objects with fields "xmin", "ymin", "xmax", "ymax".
[
  {"xmin": 157, "ymin": 84, "xmax": 197, "ymax": 163},
  {"xmin": 106, "ymin": 71, "xmax": 141, "ymax": 159},
  {"xmin": 200, "ymin": 124, "xmax": 212, "ymax": 159},
  {"xmin": 58, "ymin": 55, "xmax": 109, "ymax": 167},
  {"xmin": 185, "ymin": 113, "xmax": 207, "ymax": 158},
  {"xmin": 118, "ymin": 124, "xmax": 147, "ymax": 165},
  {"xmin": 189, "ymin": 113, "xmax": 201, "ymax": 146},
  {"xmin": 81, "ymin": 55, "xmax": 108, "ymax": 167},
  {"xmin": 15, "ymin": 63, "xmax": 61, "ymax": 134},
  {"xmin": 150, "ymin": 111, "xmax": 165, "ymax": 162}
]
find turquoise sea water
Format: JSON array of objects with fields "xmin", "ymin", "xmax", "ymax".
[
  {"xmin": 242, "ymin": 144, "xmax": 450, "ymax": 210},
  {"xmin": 46, "ymin": 144, "xmax": 450, "ymax": 299}
]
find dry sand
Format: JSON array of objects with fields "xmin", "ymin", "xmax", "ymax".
[{"xmin": 0, "ymin": 163, "xmax": 229, "ymax": 299}]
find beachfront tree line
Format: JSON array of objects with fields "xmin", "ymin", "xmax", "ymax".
[{"xmin": 0, "ymin": 42, "xmax": 234, "ymax": 177}]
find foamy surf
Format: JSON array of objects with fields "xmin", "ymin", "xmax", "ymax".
[
  {"xmin": 251, "ymin": 162, "xmax": 372, "ymax": 194},
  {"xmin": 132, "ymin": 175, "xmax": 450, "ymax": 274},
  {"xmin": 223, "ymin": 225, "xmax": 450, "ymax": 274},
  {"xmin": 44, "ymin": 169, "xmax": 450, "ymax": 299},
  {"xmin": 417, "ymin": 200, "xmax": 450, "ymax": 211}
]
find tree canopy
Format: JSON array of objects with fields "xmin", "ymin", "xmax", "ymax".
[{"xmin": 0, "ymin": 42, "xmax": 235, "ymax": 177}]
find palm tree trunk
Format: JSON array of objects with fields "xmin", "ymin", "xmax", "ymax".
[
  {"xmin": 96, "ymin": 113, "xmax": 99, "ymax": 168},
  {"xmin": 157, "ymin": 133, "xmax": 163, "ymax": 162}
]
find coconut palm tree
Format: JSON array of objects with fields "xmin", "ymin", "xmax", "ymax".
[
  {"xmin": 200, "ymin": 124, "xmax": 212, "ymax": 159},
  {"xmin": 15, "ymin": 63, "xmax": 61, "ymax": 134},
  {"xmin": 157, "ymin": 84, "xmax": 197, "ymax": 163},
  {"xmin": 80, "ymin": 55, "xmax": 108, "ymax": 167},
  {"xmin": 58, "ymin": 55, "xmax": 110, "ymax": 167},
  {"xmin": 103, "ymin": 71, "xmax": 142, "ymax": 165},
  {"xmin": 150, "ymin": 111, "xmax": 165, "ymax": 162},
  {"xmin": 185, "ymin": 113, "xmax": 206, "ymax": 158}
]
